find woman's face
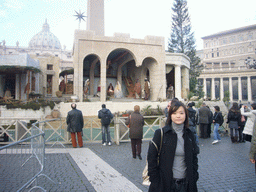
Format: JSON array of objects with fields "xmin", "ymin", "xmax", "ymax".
[{"xmin": 171, "ymin": 106, "xmax": 186, "ymax": 125}]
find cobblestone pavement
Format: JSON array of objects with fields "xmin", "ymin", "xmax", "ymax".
[
  {"xmin": 1, "ymin": 135, "xmax": 256, "ymax": 192},
  {"xmin": 86, "ymin": 136, "xmax": 256, "ymax": 192}
]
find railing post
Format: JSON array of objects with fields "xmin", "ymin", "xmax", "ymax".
[{"xmin": 114, "ymin": 114, "xmax": 120, "ymax": 146}]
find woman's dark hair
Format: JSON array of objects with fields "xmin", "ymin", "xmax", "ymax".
[
  {"xmin": 167, "ymin": 101, "xmax": 189, "ymax": 128},
  {"xmin": 230, "ymin": 102, "xmax": 240, "ymax": 113}
]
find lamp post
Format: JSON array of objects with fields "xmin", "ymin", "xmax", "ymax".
[{"xmin": 245, "ymin": 48, "xmax": 256, "ymax": 69}]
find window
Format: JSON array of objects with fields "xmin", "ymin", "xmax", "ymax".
[
  {"xmin": 239, "ymin": 35, "xmax": 244, "ymax": 41},
  {"xmin": 222, "ymin": 38, "xmax": 227, "ymax": 45},
  {"xmin": 248, "ymin": 46, "xmax": 253, "ymax": 52},
  {"xmin": 229, "ymin": 36, "xmax": 235, "ymax": 43},
  {"xmin": 248, "ymin": 33, "xmax": 253, "ymax": 40},
  {"xmin": 47, "ymin": 64, "xmax": 53, "ymax": 70}
]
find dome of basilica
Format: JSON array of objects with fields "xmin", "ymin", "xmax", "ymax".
[{"xmin": 29, "ymin": 19, "xmax": 61, "ymax": 50}]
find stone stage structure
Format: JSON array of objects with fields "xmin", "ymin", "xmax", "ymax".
[{"xmin": 72, "ymin": 0, "xmax": 190, "ymax": 103}]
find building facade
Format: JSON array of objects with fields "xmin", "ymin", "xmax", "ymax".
[{"xmin": 198, "ymin": 24, "xmax": 256, "ymax": 102}]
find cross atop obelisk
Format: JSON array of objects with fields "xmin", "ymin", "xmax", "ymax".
[{"xmin": 87, "ymin": 0, "xmax": 105, "ymax": 36}]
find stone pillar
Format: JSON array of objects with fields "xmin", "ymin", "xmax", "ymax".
[
  {"xmin": 238, "ymin": 76, "xmax": 242, "ymax": 102},
  {"xmin": 100, "ymin": 56, "xmax": 107, "ymax": 102},
  {"xmin": 247, "ymin": 76, "xmax": 252, "ymax": 102},
  {"xmin": 181, "ymin": 67, "xmax": 189, "ymax": 100},
  {"xmin": 174, "ymin": 65, "xmax": 181, "ymax": 100},
  {"xmin": 211, "ymin": 78, "xmax": 215, "ymax": 100},
  {"xmin": 229, "ymin": 77, "xmax": 233, "ymax": 101},
  {"xmin": 203, "ymin": 78, "xmax": 207, "ymax": 99},
  {"xmin": 220, "ymin": 77, "xmax": 224, "ymax": 101}
]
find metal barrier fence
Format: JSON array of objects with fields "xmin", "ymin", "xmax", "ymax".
[
  {"xmin": 0, "ymin": 116, "xmax": 166, "ymax": 146},
  {"xmin": 0, "ymin": 120, "xmax": 55, "ymax": 192}
]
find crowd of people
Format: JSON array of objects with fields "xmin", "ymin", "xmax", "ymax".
[{"xmin": 66, "ymin": 98, "xmax": 256, "ymax": 192}]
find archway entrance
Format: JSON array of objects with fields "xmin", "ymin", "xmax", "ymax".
[
  {"xmin": 106, "ymin": 49, "xmax": 136, "ymax": 98},
  {"xmin": 83, "ymin": 54, "xmax": 100, "ymax": 99}
]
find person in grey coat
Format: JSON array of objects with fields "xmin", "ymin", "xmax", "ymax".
[
  {"xmin": 66, "ymin": 103, "xmax": 84, "ymax": 148},
  {"xmin": 198, "ymin": 103, "xmax": 212, "ymax": 138},
  {"xmin": 126, "ymin": 105, "xmax": 144, "ymax": 160}
]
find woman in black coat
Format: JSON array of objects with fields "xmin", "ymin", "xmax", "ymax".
[
  {"xmin": 147, "ymin": 101, "xmax": 199, "ymax": 192},
  {"xmin": 227, "ymin": 102, "xmax": 241, "ymax": 143}
]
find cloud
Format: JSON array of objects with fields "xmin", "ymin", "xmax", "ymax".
[
  {"xmin": 3, "ymin": 23, "xmax": 15, "ymax": 30},
  {"xmin": 4, "ymin": 0, "xmax": 23, "ymax": 10},
  {"xmin": 0, "ymin": 9, "xmax": 7, "ymax": 17}
]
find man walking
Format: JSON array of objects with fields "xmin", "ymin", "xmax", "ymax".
[
  {"xmin": 98, "ymin": 104, "xmax": 113, "ymax": 146},
  {"xmin": 66, "ymin": 103, "xmax": 84, "ymax": 148},
  {"xmin": 198, "ymin": 103, "xmax": 212, "ymax": 138}
]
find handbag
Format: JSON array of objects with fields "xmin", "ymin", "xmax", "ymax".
[{"xmin": 142, "ymin": 128, "xmax": 163, "ymax": 186}]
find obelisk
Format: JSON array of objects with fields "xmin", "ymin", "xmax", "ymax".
[{"xmin": 87, "ymin": 0, "xmax": 105, "ymax": 36}]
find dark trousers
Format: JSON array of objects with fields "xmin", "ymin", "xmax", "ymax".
[
  {"xmin": 171, "ymin": 179, "xmax": 188, "ymax": 192},
  {"xmin": 238, "ymin": 125, "xmax": 245, "ymax": 142},
  {"xmin": 200, "ymin": 123, "xmax": 208, "ymax": 138},
  {"xmin": 131, "ymin": 139, "xmax": 142, "ymax": 158},
  {"xmin": 207, "ymin": 123, "xmax": 212, "ymax": 137},
  {"xmin": 71, "ymin": 132, "xmax": 83, "ymax": 148}
]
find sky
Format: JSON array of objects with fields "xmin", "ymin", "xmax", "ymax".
[{"xmin": 0, "ymin": 0, "xmax": 256, "ymax": 51}]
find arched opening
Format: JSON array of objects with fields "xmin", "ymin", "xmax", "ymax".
[
  {"xmin": 106, "ymin": 48, "xmax": 136, "ymax": 98},
  {"xmin": 141, "ymin": 57, "xmax": 158, "ymax": 100},
  {"xmin": 166, "ymin": 68, "xmax": 175, "ymax": 99},
  {"xmin": 83, "ymin": 54, "xmax": 100, "ymax": 99}
]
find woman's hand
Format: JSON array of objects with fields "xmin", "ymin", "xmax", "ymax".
[{"xmin": 250, "ymin": 159, "xmax": 255, "ymax": 164}]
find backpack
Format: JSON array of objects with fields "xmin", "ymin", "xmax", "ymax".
[{"xmin": 101, "ymin": 111, "xmax": 111, "ymax": 125}]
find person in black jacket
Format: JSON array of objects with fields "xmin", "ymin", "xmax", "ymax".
[
  {"xmin": 147, "ymin": 101, "xmax": 199, "ymax": 192},
  {"xmin": 227, "ymin": 102, "xmax": 241, "ymax": 143},
  {"xmin": 187, "ymin": 102, "xmax": 199, "ymax": 147},
  {"xmin": 212, "ymin": 106, "xmax": 223, "ymax": 144},
  {"xmin": 98, "ymin": 104, "xmax": 114, "ymax": 146},
  {"xmin": 66, "ymin": 103, "xmax": 84, "ymax": 148},
  {"xmin": 207, "ymin": 106, "xmax": 213, "ymax": 138}
]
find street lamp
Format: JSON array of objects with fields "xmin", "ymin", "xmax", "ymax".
[{"xmin": 245, "ymin": 48, "xmax": 256, "ymax": 69}]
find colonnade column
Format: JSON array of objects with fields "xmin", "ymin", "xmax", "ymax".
[
  {"xmin": 174, "ymin": 65, "xmax": 181, "ymax": 100},
  {"xmin": 229, "ymin": 77, "xmax": 233, "ymax": 101},
  {"xmin": 248, "ymin": 76, "xmax": 252, "ymax": 102},
  {"xmin": 203, "ymin": 78, "xmax": 207, "ymax": 99},
  {"xmin": 220, "ymin": 77, "xmax": 224, "ymax": 101},
  {"xmin": 238, "ymin": 77, "xmax": 242, "ymax": 101},
  {"xmin": 211, "ymin": 78, "xmax": 215, "ymax": 100}
]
